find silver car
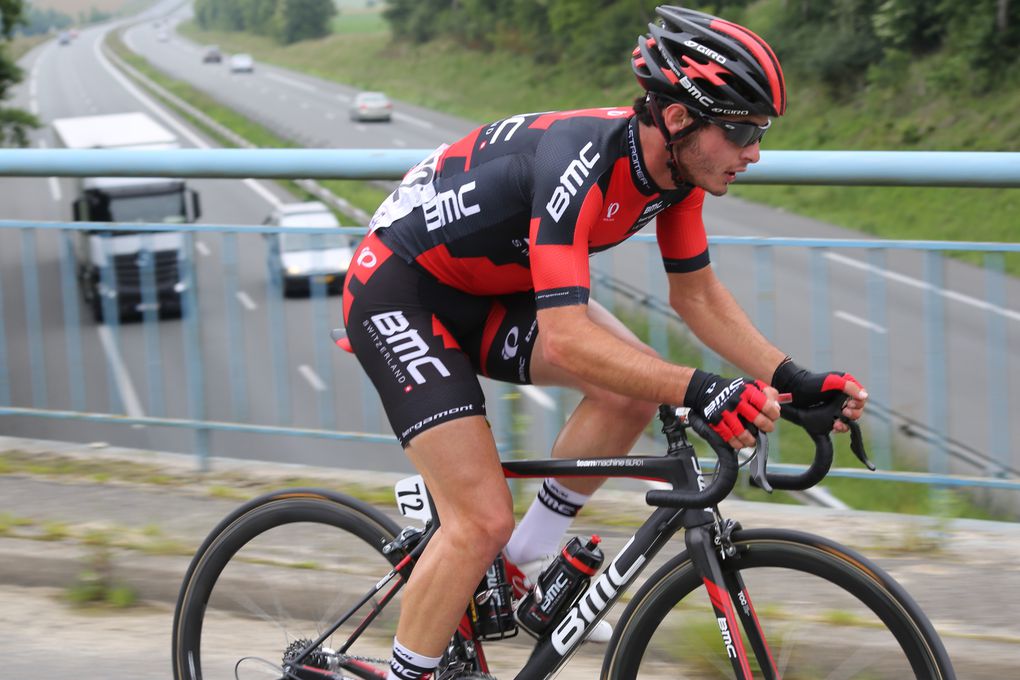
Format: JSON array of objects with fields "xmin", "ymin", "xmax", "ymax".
[{"xmin": 349, "ymin": 91, "xmax": 392, "ymax": 122}]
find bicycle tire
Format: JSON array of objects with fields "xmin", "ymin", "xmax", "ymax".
[
  {"xmin": 172, "ymin": 488, "xmax": 404, "ymax": 680},
  {"xmin": 602, "ymin": 528, "xmax": 955, "ymax": 680}
]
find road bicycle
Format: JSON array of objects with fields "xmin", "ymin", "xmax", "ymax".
[{"xmin": 172, "ymin": 398, "xmax": 956, "ymax": 679}]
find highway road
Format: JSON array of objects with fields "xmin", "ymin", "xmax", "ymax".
[{"xmin": 2, "ymin": 1, "xmax": 1018, "ymax": 482}]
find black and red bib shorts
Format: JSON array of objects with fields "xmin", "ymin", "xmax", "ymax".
[{"xmin": 342, "ymin": 231, "xmax": 539, "ymax": 446}]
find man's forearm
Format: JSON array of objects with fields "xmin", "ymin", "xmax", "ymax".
[{"xmin": 670, "ymin": 273, "xmax": 786, "ymax": 382}]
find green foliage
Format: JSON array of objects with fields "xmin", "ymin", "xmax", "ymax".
[
  {"xmin": 195, "ymin": 0, "xmax": 335, "ymax": 44},
  {"xmin": 1, "ymin": 0, "xmax": 39, "ymax": 146}
]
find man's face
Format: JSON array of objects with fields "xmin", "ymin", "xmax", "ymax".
[{"xmin": 671, "ymin": 114, "xmax": 768, "ymax": 196}]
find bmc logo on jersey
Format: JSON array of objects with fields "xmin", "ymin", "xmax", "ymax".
[
  {"xmin": 546, "ymin": 142, "xmax": 601, "ymax": 223},
  {"xmin": 370, "ymin": 311, "xmax": 451, "ymax": 385},
  {"xmin": 424, "ymin": 181, "xmax": 481, "ymax": 231}
]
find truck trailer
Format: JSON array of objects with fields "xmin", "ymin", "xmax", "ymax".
[{"xmin": 52, "ymin": 112, "xmax": 201, "ymax": 322}]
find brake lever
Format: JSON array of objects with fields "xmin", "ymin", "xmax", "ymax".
[
  {"xmin": 844, "ymin": 417, "xmax": 875, "ymax": 471},
  {"xmin": 747, "ymin": 429, "xmax": 773, "ymax": 493}
]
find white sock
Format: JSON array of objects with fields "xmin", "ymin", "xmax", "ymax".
[
  {"xmin": 504, "ymin": 478, "xmax": 591, "ymax": 565},
  {"xmin": 386, "ymin": 637, "xmax": 441, "ymax": 680}
]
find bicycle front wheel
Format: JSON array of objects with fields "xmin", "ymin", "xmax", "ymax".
[
  {"xmin": 603, "ymin": 528, "xmax": 955, "ymax": 680},
  {"xmin": 172, "ymin": 488, "xmax": 404, "ymax": 680}
]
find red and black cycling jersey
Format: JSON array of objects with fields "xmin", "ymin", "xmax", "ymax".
[{"xmin": 369, "ymin": 107, "xmax": 711, "ymax": 309}]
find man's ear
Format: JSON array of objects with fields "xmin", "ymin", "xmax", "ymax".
[{"xmin": 663, "ymin": 102, "xmax": 694, "ymax": 135}]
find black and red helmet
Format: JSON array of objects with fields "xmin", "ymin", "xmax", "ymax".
[{"xmin": 632, "ymin": 5, "xmax": 787, "ymax": 117}]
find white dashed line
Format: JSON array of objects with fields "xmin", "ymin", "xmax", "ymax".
[
  {"xmin": 835, "ymin": 310, "xmax": 887, "ymax": 334},
  {"xmin": 392, "ymin": 138, "xmax": 407, "ymax": 147},
  {"xmin": 236, "ymin": 291, "xmax": 257, "ymax": 311},
  {"xmin": 266, "ymin": 72, "xmax": 316, "ymax": 92},
  {"xmin": 393, "ymin": 112, "xmax": 434, "ymax": 130},
  {"xmin": 195, "ymin": 241, "xmax": 211, "ymax": 257},
  {"xmin": 299, "ymin": 364, "xmax": 327, "ymax": 392}
]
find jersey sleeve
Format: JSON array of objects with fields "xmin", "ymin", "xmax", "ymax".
[
  {"xmin": 656, "ymin": 187, "xmax": 711, "ymax": 273},
  {"xmin": 528, "ymin": 127, "xmax": 612, "ymax": 309}
]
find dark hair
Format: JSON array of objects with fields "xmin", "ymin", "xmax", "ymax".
[{"xmin": 632, "ymin": 94, "xmax": 654, "ymax": 126}]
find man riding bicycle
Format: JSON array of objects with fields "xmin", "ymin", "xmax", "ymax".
[{"xmin": 342, "ymin": 6, "xmax": 868, "ymax": 679}]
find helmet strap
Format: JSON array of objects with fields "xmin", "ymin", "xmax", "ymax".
[{"xmin": 646, "ymin": 94, "xmax": 704, "ymax": 187}]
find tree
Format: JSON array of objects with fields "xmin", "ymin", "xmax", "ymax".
[
  {"xmin": 273, "ymin": 0, "xmax": 336, "ymax": 44},
  {"xmin": 1, "ymin": 0, "xmax": 38, "ymax": 146}
]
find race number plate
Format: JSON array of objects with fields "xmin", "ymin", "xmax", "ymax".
[{"xmin": 394, "ymin": 475, "xmax": 432, "ymax": 523}]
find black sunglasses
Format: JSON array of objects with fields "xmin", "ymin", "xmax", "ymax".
[{"xmin": 693, "ymin": 110, "xmax": 771, "ymax": 147}]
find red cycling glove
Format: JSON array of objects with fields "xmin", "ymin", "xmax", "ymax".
[{"xmin": 684, "ymin": 370, "xmax": 770, "ymax": 442}]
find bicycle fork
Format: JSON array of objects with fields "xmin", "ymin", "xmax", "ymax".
[{"xmin": 686, "ymin": 518, "xmax": 781, "ymax": 680}]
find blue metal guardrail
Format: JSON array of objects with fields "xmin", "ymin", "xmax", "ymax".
[{"xmin": 0, "ymin": 148, "xmax": 1018, "ymax": 498}]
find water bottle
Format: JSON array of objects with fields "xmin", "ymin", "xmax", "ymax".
[
  {"xmin": 471, "ymin": 553, "xmax": 517, "ymax": 640},
  {"xmin": 516, "ymin": 535, "xmax": 604, "ymax": 637}
]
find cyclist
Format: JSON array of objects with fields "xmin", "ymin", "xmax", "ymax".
[{"xmin": 342, "ymin": 6, "xmax": 868, "ymax": 679}]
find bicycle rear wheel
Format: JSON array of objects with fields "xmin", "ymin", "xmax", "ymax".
[
  {"xmin": 602, "ymin": 528, "xmax": 955, "ymax": 680},
  {"xmin": 172, "ymin": 488, "xmax": 404, "ymax": 680}
]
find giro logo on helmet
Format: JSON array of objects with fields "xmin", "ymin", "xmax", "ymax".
[{"xmin": 683, "ymin": 39, "xmax": 727, "ymax": 64}]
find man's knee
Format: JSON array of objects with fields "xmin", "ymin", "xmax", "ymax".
[{"xmin": 443, "ymin": 496, "xmax": 515, "ymax": 556}]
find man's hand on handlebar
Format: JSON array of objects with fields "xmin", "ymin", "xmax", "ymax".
[
  {"xmin": 684, "ymin": 370, "xmax": 782, "ymax": 450},
  {"xmin": 771, "ymin": 357, "xmax": 869, "ymax": 434}
]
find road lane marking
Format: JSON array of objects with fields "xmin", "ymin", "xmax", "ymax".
[
  {"xmin": 38, "ymin": 140, "xmax": 62, "ymax": 201},
  {"xmin": 824, "ymin": 252, "xmax": 1020, "ymax": 323},
  {"xmin": 95, "ymin": 33, "xmax": 282, "ymax": 208},
  {"xmin": 195, "ymin": 241, "xmax": 211, "ymax": 257},
  {"xmin": 299, "ymin": 364, "xmax": 327, "ymax": 392},
  {"xmin": 393, "ymin": 112, "xmax": 434, "ymax": 130},
  {"xmin": 392, "ymin": 138, "xmax": 407, "ymax": 147},
  {"xmin": 835, "ymin": 310, "xmax": 887, "ymax": 334},
  {"xmin": 335, "ymin": 93, "xmax": 351, "ymax": 103},
  {"xmin": 97, "ymin": 325, "xmax": 146, "ymax": 419},
  {"xmin": 266, "ymin": 72, "xmax": 316, "ymax": 92},
  {"xmin": 325, "ymin": 112, "xmax": 335, "ymax": 120},
  {"xmin": 236, "ymin": 291, "xmax": 257, "ymax": 311}
]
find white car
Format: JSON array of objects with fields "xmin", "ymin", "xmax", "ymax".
[
  {"xmin": 349, "ymin": 91, "xmax": 392, "ymax": 122},
  {"xmin": 229, "ymin": 53, "xmax": 255, "ymax": 73},
  {"xmin": 264, "ymin": 202, "xmax": 355, "ymax": 297}
]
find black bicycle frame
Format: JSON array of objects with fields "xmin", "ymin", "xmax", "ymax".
[{"xmin": 503, "ymin": 439, "xmax": 771, "ymax": 679}]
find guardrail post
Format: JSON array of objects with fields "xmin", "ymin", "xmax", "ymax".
[
  {"xmin": 265, "ymin": 234, "xmax": 293, "ymax": 426},
  {"xmin": 0, "ymin": 258, "xmax": 9, "ymax": 406},
  {"xmin": 309, "ymin": 245, "xmax": 336, "ymax": 431},
  {"xmin": 755, "ymin": 244, "xmax": 777, "ymax": 460},
  {"xmin": 923, "ymin": 251, "xmax": 949, "ymax": 510},
  {"xmin": 21, "ymin": 230, "xmax": 47, "ymax": 408},
  {"xmin": 984, "ymin": 252, "xmax": 1008, "ymax": 476},
  {"xmin": 181, "ymin": 232, "xmax": 210, "ymax": 470},
  {"xmin": 810, "ymin": 248, "xmax": 832, "ymax": 370},
  {"xmin": 140, "ymin": 234, "xmax": 165, "ymax": 417},
  {"xmin": 647, "ymin": 246, "xmax": 668, "ymax": 357},
  {"xmin": 99, "ymin": 237, "xmax": 124, "ymax": 413},
  {"xmin": 867, "ymin": 248, "xmax": 892, "ymax": 470},
  {"xmin": 58, "ymin": 230, "xmax": 85, "ymax": 411},
  {"xmin": 221, "ymin": 232, "xmax": 249, "ymax": 421}
]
